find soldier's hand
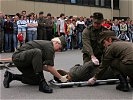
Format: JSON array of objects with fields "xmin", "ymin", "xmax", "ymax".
[
  {"xmin": 91, "ymin": 57, "xmax": 99, "ymax": 65},
  {"xmin": 59, "ymin": 75, "xmax": 68, "ymax": 82},
  {"xmin": 88, "ymin": 77, "xmax": 96, "ymax": 85}
]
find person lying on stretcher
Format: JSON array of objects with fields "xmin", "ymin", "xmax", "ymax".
[{"xmin": 54, "ymin": 61, "xmax": 116, "ymax": 83}]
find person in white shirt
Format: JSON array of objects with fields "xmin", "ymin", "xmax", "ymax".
[
  {"xmin": 27, "ymin": 13, "xmax": 38, "ymax": 42},
  {"xmin": 17, "ymin": 15, "xmax": 27, "ymax": 46},
  {"xmin": 57, "ymin": 13, "xmax": 66, "ymax": 36}
]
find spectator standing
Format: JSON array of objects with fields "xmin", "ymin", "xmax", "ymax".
[
  {"xmin": 85, "ymin": 18, "xmax": 92, "ymax": 27},
  {"xmin": 57, "ymin": 13, "xmax": 66, "ymax": 36},
  {"xmin": 76, "ymin": 16, "xmax": 86, "ymax": 49},
  {"xmin": 128, "ymin": 20, "xmax": 133, "ymax": 42},
  {"xmin": 21, "ymin": 10, "xmax": 27, "ymax": 17},
  {"xmin": 127, "ymin": 20, "xmax": 133, "ymax": 42},
  {"xmin": 118, "ymin": 20, "xmax": 129, "ymax": 41},
  {"xmin": 119, "ymin": 20, "xmax": 128, "ymax": 33},
  {"xmin": 112, "ymin": 20, "xmax": 120, "ymax": 37},
  {"xmin": 0, "ymin": 12, "xmax": 5, "ymax": 52},
  {"xmin": 102, "ymin": 19, "xmax": 112, "ymax": 30},
  {"xmin": 12, "ymin": 15, "xmax": 19, "ymax": 51},
  {"xmin": 57, "ymin": 13, "xmax": 66, "ymax": 50},
  {"xmin": 71, "ymin": 19, "xmax": 78, "ymax": 49},
  {"xmin": 37, "ymin": 11, "xmax": 47, "ymax": 40},
  {"xmin": 27, "ymin": 13, "xmax": 38, "ymax": 42},
  {"xmin": 3, "ymin": 15, "xmax": 14, "ymax": 52},
  {"xmin": 17, "ymin": 15, "xmax": 27, "ymax": 46},
  {"xmin": 45, "ymin": 13, "xmax": 54, "ymax": 41},
  {"xmin": 53, "ymin": 17, "xmax": 58, "ymax": 37},
  {"xmin": 66, "ymin": 19, "xmax": 75, "ymax": 49}
]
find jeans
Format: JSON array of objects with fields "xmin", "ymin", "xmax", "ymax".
[
  {"xmin": 13, "ymin": 31, "xmax": 18, "ymax": 49},
  {"xmin": 4, "ymin": 33, "xmax": 12, "ymax": 51},
  {"xmin": 0, "ymin": 31, "xmax": 4, "ymax": 52},
  {"xmin": 27, "ymin": 30, "xmax": 37, "ymax": 42},
  {"xmin": 77, "ymin": 31, "xmax": 82, "ymax": 49},
  {"xmin": 66, "ymin": 35, "xmax": 72, "ymax": 49},
  {"xmin": 128, "ymin": 32, "xmax": 133, "ymax": 42},
  {"xmin": 114, "ymin": 31, "xmax": 119, "ymax": 37}
]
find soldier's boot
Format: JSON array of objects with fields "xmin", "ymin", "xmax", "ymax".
[
  {"xmin": 116, "ymin": 74, "xmax": 130, "ymax": 92},
  {"xmin": 37, "ymin": 72, "xmax": 53, "ymax": 93},
  {"xmin": 3, "ymin": 70, "xmax": 22, "ymax": 88}
]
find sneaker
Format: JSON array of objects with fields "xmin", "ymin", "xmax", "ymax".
[{"xmin": 3, "ymin": 71, "xmax": 13, "ymax": 88}]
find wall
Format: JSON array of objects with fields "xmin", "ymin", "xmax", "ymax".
[
  {"xmin": 120, "ymin": 0, "xmax": 133, "ymax": 19},
  {"xmin": 0, "ymin": 0, "xmax": 120, "ymax": 19}
]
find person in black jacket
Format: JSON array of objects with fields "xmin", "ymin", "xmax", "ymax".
[{"xmin": 4, "ymin": 15, "xmax": 13, "ymax": 52}]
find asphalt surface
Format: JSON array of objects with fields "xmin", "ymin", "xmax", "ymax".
[{"xmin": 0, "ymin": 50, "xmax": 133, "ymax": 100}]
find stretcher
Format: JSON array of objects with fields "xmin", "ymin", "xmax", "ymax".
[
  {"xmin": 0, "ymin": 58, "xmax": 15, "ymax": 70},
  {"xmin": 49, "ymin": 79, "xmax": 119, "ymax": 88}
]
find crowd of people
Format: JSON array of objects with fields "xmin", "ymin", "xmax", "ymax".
[{"xmin": 0, "ymin": 10, "xmax": 133, "ymax": 53}]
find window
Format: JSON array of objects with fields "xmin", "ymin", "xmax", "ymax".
[
  {"xmin": 88, "ymin": 0, "xmax": 95, "ymax": 6},
  {"xmin": 34, "ymin": 0, "xmax": 41, "ymax": 1},
  {"xmin": 49, "ymin": 0, "xmax": 57, "ymax": 2},
  {"xmin": 57, "ymin": 0, "xmax": 63, "ymax": 3},
  {"xmin": 41, "ymin": 0, "xmax": 48, "ymax": 1},
  {"xmin": 77, "ymin": 0, "xmax": 82, "ymax": 4},
  {"xmin": 82, "ymin": 0, "xmax": 89, "ymax": 5},
  {"xmin": 113, "ymin": 0, "xmax": 119, "ymax": 9},
  {"xmin": 63, "ymin": 0, "xmax": 70, "ymax": 3},
  {"xmin": 101, "ymin": 0, "xmax": 105, "ymax": 6},
  {"xmin": 105, "ymin": 0, "xmax": 111, "ymax": 8},
  {"xmin": 95, "ymin": 0, "xmax": 100, "ymax": 6},
  {"xmin": 26, "ymin": 0, "xmax": 119, "ymax": 9},
  {"xmin": 71, "ymin": 0, "xmax": 76, "ymax": 4}
]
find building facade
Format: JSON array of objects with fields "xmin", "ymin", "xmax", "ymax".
[{"xmin": 0, "ymin": 0, "xmax": 132, "ymax": 19}]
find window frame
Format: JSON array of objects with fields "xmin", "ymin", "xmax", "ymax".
[{"xmin": 26, "ymin": 0, "xmax": 119, "ymax": 9}]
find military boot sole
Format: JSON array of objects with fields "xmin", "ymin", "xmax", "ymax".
[
  {"xmin": 116, "ymin": 84, "xmax": 130, "ymax": 92},
  {"xmin": 39, "ymin": 87, "xmax": 53, "ymax": 93},
  {"xmin": 129, "ymin": 83, "xmax": 133, "ymax": 88},
  {"xmin": 39, "ymin": 80, "xmax": 53, "ymax": 93},
  {"xmin": 3, "ymin": 71, "xmax": 12, "ymax": 88}
]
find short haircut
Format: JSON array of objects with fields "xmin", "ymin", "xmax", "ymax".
[
  {"xmin": 60, "ymin": 13, "xmax": 65, "ymax": 17},
  {"xmin": 39, "ymin": 11, "xmax": 44, "ymax": 15},
  {"xmin": 47, "ymin": 13, "xmax": 51, "ymax": 16}
]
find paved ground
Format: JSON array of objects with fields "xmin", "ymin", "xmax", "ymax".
[{"xmin": 0, "ymin": 50, "xmax": 133, "ymax": 100}]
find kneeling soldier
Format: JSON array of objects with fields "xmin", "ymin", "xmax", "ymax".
[
  {"xmin": 3, "ymin": 36, "xmax": 68, "ymax": 93},
  {"xmin": 88, "ymin": 31, "xmax": 133, "ymax": 92}
]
